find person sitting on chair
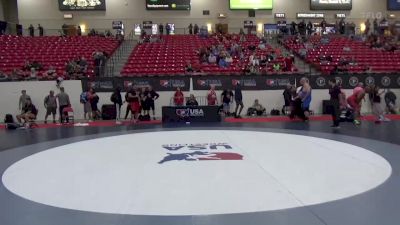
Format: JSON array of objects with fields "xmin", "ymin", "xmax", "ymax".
[
  {"xmin": 248, "ymin": 99, "xmax": 265, "ymax": 116},
  {"xmin": 16, "ymin": 98, "xmax": 38, "ymax": 124},
  {"xmin": 186, "ymin": 94, "xmax": 199, "ymax": 106}
]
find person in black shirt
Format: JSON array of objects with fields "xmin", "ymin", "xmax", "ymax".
[
  {"xmin": 28, "ymin": 24, "xmax": 34, "ymax": 37},
  {"xmin": 188, "ymin": 24, "xmax": 193, "ymax": 35},
  {"xmin": 234, "ymin": 82, "xmax": 244, "ymax": 118},
  {"xmin": 124, "ymin": 86, "xmax": 135, "ymax": 119},
  {"xmin": 111, "ymin": 87, "xmax": 123, "ymax": 124},
  {"xmin": 159, "ymin": 24, "xmax": 164, "ymax": 35},
  {"xmin": 221, "ymin": 89, "xmax": 234, "ymax": 116},
  {"xmin": 306, "ymin": 21, "xmax": 313, "ymax": 35},
  {"xmin": 186, "ymin": 94, "xmax": 198, "ymax": 106},
  {"xmin": 38, "ymin": 24, "xmax": 44, "ymax": 36},
  {"xmin": 282, "ymin": 84, "xmax": 293, "ymax": 115},
  {"xmin": 328, "ymin": 79, "xmax": 342, "ymax": 128},
  {"xmin": 143, "ymin": 86, "xmax": 160, "ymax": 120}
]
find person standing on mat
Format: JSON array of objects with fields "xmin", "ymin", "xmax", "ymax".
[
  {"xmin": 128, "ymin": 90, "xmax": 141, "ymax": 123},
  {"xmin": 366, "ymin": 85, "xmax": 390, "ymax": 123},
  {"xmin": 298, "ymin": 77, "xmax": 312, "ymax": 120},
  {"xmin": 19, "ymin": 90, "xmax": 31, "ymax": 114},
  {"xmin": 124, "ymin": 85, "xmax": 134, "ymax": 120},
  {"xmin": 144, "ymin": 86, "xmax": 159, "ymax": 120},
  {"xmin": 347, "ymin": 83, "xmax": 366, "ymax": 125},
  {"xmin": 111, "ymin": 87, "xmax": 123, "ymax": 124},
  {"xmin": 328, "ymin": 79, "xmax": 342, "ymax": 128},
  {"xmin": 56, "ymin": 87, "xmax": 70, "ymax": 124},
  {"xmin": 44, "ymin": 90, "xmax": 57, "ymax": 124},
  {"xmin": 234, "ymin": 82, "xmax": 244, "ymax": 118}
]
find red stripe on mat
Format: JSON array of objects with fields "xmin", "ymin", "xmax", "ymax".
[
  {"xmin": 224, "ymin": 114, "xmax": 400, "ymax": 123},
  {"xmin": 1, "ymin": 120, "xmax": 162, "ymax": 129}
]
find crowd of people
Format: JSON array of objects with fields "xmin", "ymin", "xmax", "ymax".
[
  {"xmin": 190, "ymin": 33, "xmax": 295, "ymax": 74},
  {"xmin": 9, "ymin": 85, "xmax": 161, "ymax": 128},
  {"xmin": 5, "ymin": 79, "xmax": 398, "ymax": 129}
]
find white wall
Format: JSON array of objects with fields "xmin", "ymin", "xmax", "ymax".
[
  {"xmin": 16, "ymin": 0, "xmax": 400, "ymax": 34},
  {"xmin": 1, "ymin": 80, "xmax": 398, "ymax": 121}
]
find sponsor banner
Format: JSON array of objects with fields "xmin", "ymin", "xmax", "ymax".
[
  {"xmin": 297, "ymin": 74, "xmax": 400, "ymax": 89},
  {"xmin": 193, "ymin": 75, "xmax": 297, "ymax": 91},
  {"xmin": 162, "ymin": 106, "xmax": 221, "ymax": 123},
  {"xmin": 82, "ymin": 77, "xmax": 190, "ymax": 92},
  {"xmin": 81, "ymin": 78, "xmax": 115, "ymax": 92},
  {"xmin": 58, "ymin": 0, "xmax": 106, "ymax": 11}
]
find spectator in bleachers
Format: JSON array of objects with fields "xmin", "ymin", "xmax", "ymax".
[
  {"xmin": 77, "ymin": 26, "xmax": 82, "ymax": 36},
  {"xmin": 208, "ymin": 54, "xmax": 217, "ymax": 64},
  {"xmin": 62, "ymin": 24, "xmax": 68, "ymax": 36},
  {"xmin": 44, "ymin": 90, "xmax": 57, "ymax": 124},
  {"xmin": 185, "ymin": 62, "xmax": 194, "ymax": 73},
  {"xmin": 365, "ymin": 19, "xmax": 371, "ymax": 35},
  {"xmin": 44, "ymin": 66, "xmax": 57, "ymax": 80},
  {"xmin": 38, "ymin": 24, "xmax": 44, "ymax": 36},
  {"xmin": 16, "ymin": 98, "xmax": 37, "ymax": 124},
  {"xmin": 307, "ymin": 21, "xmax": 313, "ymax": 35},
  {"xmin": 188, "ymin": 23, "xmax": 193, "ymax": 35},
  {"xmin": 225, "ymin": 54, "xmax": 233, "ymax": 66},
  {"xmin": 29, "ymin": 24, "xmax": 34, "ymax": 37},
  {"xmin": 194, "ymin": 24, "xmax": 199, "ymax": 35},
  {"xmin": 105, "ymin": 30, "xmax": 112, "ymax": 37},
  {"xmin": 56, "ymin": 87, "xmax": 71, "ymax": 123},
  {"xmin": 29, "ymin": 68, "xmax": 38, "ymax": 80},
  {"xmin": 290, "ymin": 21, "xmax": 297, "ymax": 35},
  {"xmin": 373, "ymin": 19, "xmax": 378, "ymax": 35},
  {"xmin": 338, "ymin": 19, "xmax": 345, "ymax": 35},
  {"xmin": 273, "ymin": 62, "xmax": 281, "ymax": 72},
  {"xmin": 218, "ymin": 56, "xmax": 228, "ymax": 68},
  {"xmin": 298, "ymin": 20, "xmax": 306, "ymax": 36},
  {"xmin": 0, "ymin": 70, "xmax": 9, "ymax": 81},
  {"xmin": 23, "ymin": 60, "xmax": 32, "ymax": 71},
  {"xmin": 79, "ymin": 57, "xmax": 88, "ymax": 74},
  {"xmin": 166, "ymin": 24, "xmax": 171, "ymax": 35},
  {"xmin": 186, "ymin": 94, "xmax": 199, "ymax": 106},
  {"xmin": 174, "ymin": 87, "xmax": 184, "ymax": 106},
  {"xmin": 158, "ymin": 24, "xmax": 164, "ymax": 35},
  {"xmin": 320, "ymin": 19, "xmax": 327, "ymax": 34}
]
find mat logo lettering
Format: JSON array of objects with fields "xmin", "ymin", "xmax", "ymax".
[{"xmin": 159, "ymin": 143, "xmax": 243, "ymax": 164}]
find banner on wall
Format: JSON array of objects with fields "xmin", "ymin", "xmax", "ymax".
[
  {"xmin": 193, "ymin": 75, "xmax": 297, "ymax": 91},
  {"xmin": 296, "ymin": 74, "xmax": 400, "ymax": 89},
  {"xmin": 81, "ymin": 77, "xmax": 190, "ymax": 92}
]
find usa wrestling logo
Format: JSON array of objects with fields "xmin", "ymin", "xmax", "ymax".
[
  {"xmin": 176, "ymin": 108, "xmax": 204, "ymax": 118},
  {"xmin": 159, "ymin": 143, "xmax": 243, "ymax": 164}
]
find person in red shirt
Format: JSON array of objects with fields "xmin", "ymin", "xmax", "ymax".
[
  {"xmin": 207, "ymin": 85, "xmax": 218, "ymax": 106},
  {"xmin": 174, "ymin": 87, "xmax": 184, "ymax": 106},
  {"xmin": 128, "ymin": 90, "xmax": 141, "ymax": 123}
]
